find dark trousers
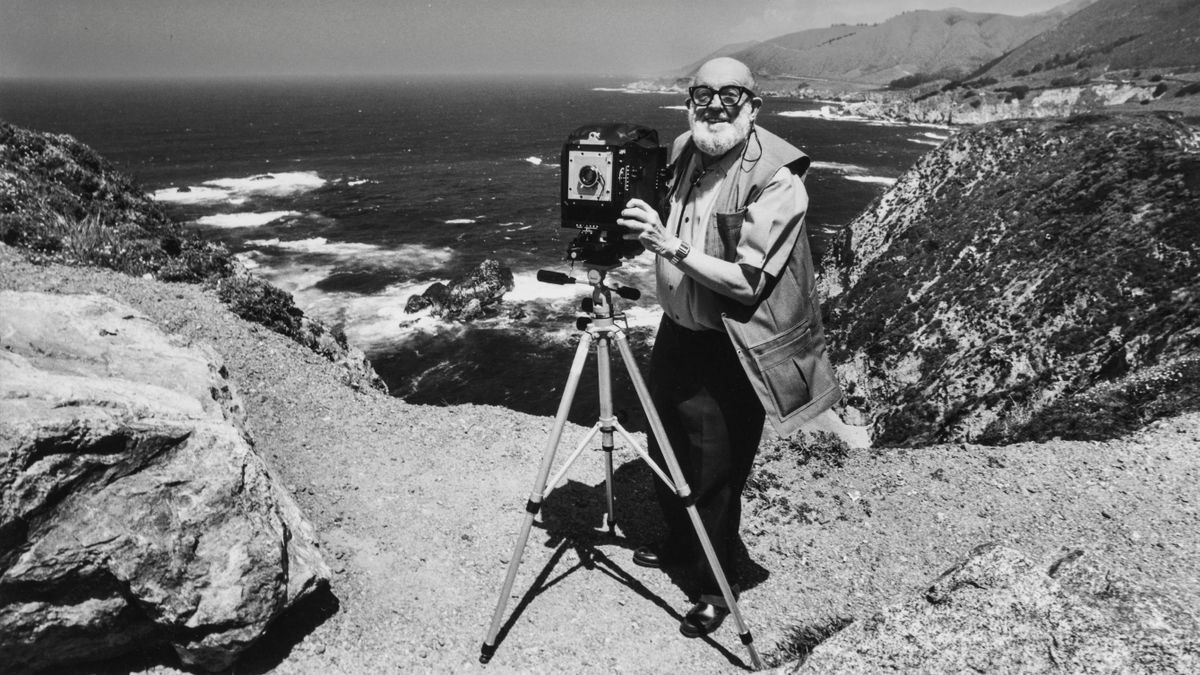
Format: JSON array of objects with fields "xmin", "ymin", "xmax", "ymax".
[{"xmin": 646, "ymin": 316, "xmax": 765, "ymax": 604}]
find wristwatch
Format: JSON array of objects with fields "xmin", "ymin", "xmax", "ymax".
[{"xmin": 667, "ymin": 239, "xmax": 691, "ymax": 265}]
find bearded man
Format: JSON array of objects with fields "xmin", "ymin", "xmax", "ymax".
[{"xmin": 618, "ymin": 57, "xmax": 841, "ymax": 637}]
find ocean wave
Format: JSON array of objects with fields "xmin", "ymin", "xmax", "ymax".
[
  {"xmin": 245, "ymin": 236, "xmax": 380, "ymax": 255},
  {"xmin": 661, "ymin": 105, "xmax": 688, "ymax": 112},
  {"xmin": 445, "ymin": 218, "xmax": 476, "ymax": 224},
  {"xmin": 593, "ymin": 87, "xmax": 683, "ymax": 95},
  {"xmin": 524, "ymin": 156, "xmax": 543, "ymax": 166},
  {"xmin": 775, "ymin": 108, "xmax": 910, "ymax": 127},
  {"xmin": 845, "ymin": 175, "xmax": 897, "ymax": 185},
  {"xmin": 153, "ymin": 171, "xmax": 327, "ymax": 204},
  {"xmin": 195, "ymin": 211, "xmax": 301, "ymax": 228},
  {"xmin": 810, "ymin": 160, "xmax": 870, "ymax": 174},
  {"xmin": 809, "ymin": 160, "xmax": 896, "ymax": 186},
  {"xmin": 908, "ymin": 138, "xmax": 942, "ymax": 146}
]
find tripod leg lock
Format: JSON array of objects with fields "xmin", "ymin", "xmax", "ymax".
[
  {"xmin": 525, "ymin": 499, "xmax": 541, "ymax": 515},
  {"xmin": 680, "ymin": 491, "xmax": 700, "ymax": 508},
  {"xmin": 739, "ymin": 631, "xmax": 754, "ymax": 646}
]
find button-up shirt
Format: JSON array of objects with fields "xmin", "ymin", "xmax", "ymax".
[{"xmin": 656, "ymin": 150, "xmax": 809, "ymax": 332}]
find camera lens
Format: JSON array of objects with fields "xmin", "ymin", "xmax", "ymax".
[{"xmin": 579, "ymin": 165, "xmax": 599, "ymax": 188}]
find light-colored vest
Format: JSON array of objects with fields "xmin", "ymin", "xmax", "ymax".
[{"xmin": 668, "ymin": 125, "xmax": 842, "ymax": 436}]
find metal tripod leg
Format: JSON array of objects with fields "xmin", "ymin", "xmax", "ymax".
[
  {"xmin": 613, "ymin": 330, "xmax": 765, "ymax": 670},
  {"xmin": 595, "ymin": 333, "xmax": 617, "ymax": 533},
  {"xmin": 480, "ymin": 331, "xmax": 594, "ymax": 663}
]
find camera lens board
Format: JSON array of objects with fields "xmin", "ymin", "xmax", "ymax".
[{"xmin": 566, "ymin": 150, "xmax": 613, "ymax": 202}]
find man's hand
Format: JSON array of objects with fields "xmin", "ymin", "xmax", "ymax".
[{"xmin": 618, "ymin": 198, "xmax": 680, "ymax": 258}]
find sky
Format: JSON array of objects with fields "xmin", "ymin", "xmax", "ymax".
[{"xmin": 1, "ymin": 0, "xmax": 1078, "ymax": 80}]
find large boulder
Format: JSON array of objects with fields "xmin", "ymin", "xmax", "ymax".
[
  {"xmin": 794, "ymin": 543, "xmax": 1200, "ymax": 674},
  {"xmin": 822, "ymin": 113, "xmax": 1200, "ymax": 445},
  {"xmin": 0, "ymin": 291, "xmax": 331, "ymax": 672},
  {"xmin": 404, "ymin": 259, "xmax": 514, "ymax": 320}
]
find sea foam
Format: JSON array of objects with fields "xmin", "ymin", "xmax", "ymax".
[
  {"xmin": 845, "ymin": 175, "xmax": 898, "ymax": 185},
  {"xmin": 810, "ymin": 161, "xmax": 896, "ymax": 186},
  {"xmin": 243, "ymin": 238, "xmax": 455, "ymax": 270},
  {"xmin": 153, "ymin": 171, "xmax": 326, "ymax": 204},
  {"xmin": 196, "ymin": 211, "xmax": 301, "ymax": 228}
]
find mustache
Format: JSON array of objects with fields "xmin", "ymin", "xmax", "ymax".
[{"xmin": 693, "ymin": 108, "xmax": 732, "ymax": 123}]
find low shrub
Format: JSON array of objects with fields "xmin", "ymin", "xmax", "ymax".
[
  {"xmin": 765, "ymin": 616, "xmax": 856, "ymax": 668},
  {"xmin": 217, "ymin": 274, "xmax": 304, "ymax": 339}
]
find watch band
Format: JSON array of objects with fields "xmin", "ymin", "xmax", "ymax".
[{"xmin": 667, "ymin": 239, "xmax": 691, "ymax": 265}]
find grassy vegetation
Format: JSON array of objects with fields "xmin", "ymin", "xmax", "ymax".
[{"xmin": 0, "ymin": 122, "xmax": 232, "ymax": 282}]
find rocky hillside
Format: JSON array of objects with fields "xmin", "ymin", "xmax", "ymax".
[
  {"xmin": 981, "ymin": 0, "xmax": 1200, "ymax": 78},
  {"xmin": 810, "ymin": 0, "xmax": 1200, "ymax": 126},
  {"xmin": 695, "ymin": 9, "xmax": 1065, "ymax": 87},
  {"xmin": 821, "ymin": 112, "xmax": 1200, "ymax": 446}
]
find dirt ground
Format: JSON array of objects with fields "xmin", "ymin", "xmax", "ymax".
[{"xmin": 4, "ymin": 246, "xmax": 1198, "ymax": 674}]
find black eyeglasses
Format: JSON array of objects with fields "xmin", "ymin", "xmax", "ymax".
[{"xmin": 688, "ymin": 85, "xmax": 755, "ymax": 107}]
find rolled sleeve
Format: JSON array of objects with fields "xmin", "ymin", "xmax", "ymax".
[{"xmin": 733, "ymin": 167, "xmax": 808, "ymax": 279}]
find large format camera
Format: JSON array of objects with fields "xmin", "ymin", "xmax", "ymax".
[{"xmin": 560, "ymin": 123, "xmax": 668, "ymax": 267}]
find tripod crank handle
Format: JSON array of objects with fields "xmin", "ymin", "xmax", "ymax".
[
  {"xmin": 615, "ymin": 285, "xmax": 641, "ymax": 300},
  {"xmin": 536, "ymin": 270, "xmax": 577, "ymax": 285}
]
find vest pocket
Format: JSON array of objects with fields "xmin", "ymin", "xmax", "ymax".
[
  {"xmin": 745, "ymin": 319, "xmax": 830, "ymax": 418},
  {"xmin": 714, "ymin": 209, "xmax": 745, "ymax": 262}
]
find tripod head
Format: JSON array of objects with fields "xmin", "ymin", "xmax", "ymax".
[{"xmin": 536, "ymin": 263, "xmax": 641, "ymax": 329}]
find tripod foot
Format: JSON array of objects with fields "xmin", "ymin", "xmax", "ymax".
[{"xmin": 479, "ymin": 642, "xmax": 497, "ymax": 664}]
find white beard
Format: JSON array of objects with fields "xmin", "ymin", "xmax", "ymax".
[{"xmin": 689, "ymin": 104, "xmax": 753, "ymax": 157}]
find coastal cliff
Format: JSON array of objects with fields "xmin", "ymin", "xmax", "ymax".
[{"xmin": 822, "ymin": 111, "xmax": 1200, "ymax": 445}]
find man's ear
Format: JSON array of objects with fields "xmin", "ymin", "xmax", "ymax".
[{"xmin": 749, "ymin": 96, "xmax": 763, "ymax": 120}]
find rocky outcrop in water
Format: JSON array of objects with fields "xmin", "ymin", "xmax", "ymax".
[
  {"xmin": 404, "ymin": 258, "xmax": 514, "ymax": 320},
  {"xmin": 821, "ymin": 112, "xmax": 1200, "ymax": 445},
  {"xmin": 795, "ymin": 543, "xmax": 1199, "ymax": 673},
  {"xmin": 0, "ymin": 291, "xmax": 330, "ymax": 673}
]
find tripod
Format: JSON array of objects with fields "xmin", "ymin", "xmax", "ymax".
[{"xmin": 479, "ymin": 264, "xmax": 764, "ymax": 670}]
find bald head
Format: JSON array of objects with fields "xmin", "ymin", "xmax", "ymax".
[{"xmin": 693, "ymin": 57, "xmax": 755, "ymax": 91}]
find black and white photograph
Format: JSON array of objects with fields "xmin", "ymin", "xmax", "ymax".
[{"xmin": 2, "ymin": 0, "xmax": 1198, "ymax": 672}]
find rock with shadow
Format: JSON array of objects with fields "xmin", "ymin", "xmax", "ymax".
[{"xmin": 0, "ymin": 292, "xmax": 332, "ymax": 673}]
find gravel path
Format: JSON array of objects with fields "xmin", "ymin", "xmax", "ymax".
[{"xmin": 4, "ymin": 245, "xmax": 1198, "ymax": 674}]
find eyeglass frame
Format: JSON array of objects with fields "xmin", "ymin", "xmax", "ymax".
[{"xmin": 687, "ymin": 84, "xmax": 756, "ymax": 108}]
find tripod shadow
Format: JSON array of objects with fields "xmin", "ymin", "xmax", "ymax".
[
  {"xmin": 486, "ymin": 459, "xmax": 768, "ymax": 668},
  {"xmin": 549, "ymin": 460, "xmax": 770, "ymax": 597}
]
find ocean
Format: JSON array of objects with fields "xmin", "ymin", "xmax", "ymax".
[{"xmin": 0, "ymin": 77, "xmax": 944, "ymax": 422}]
